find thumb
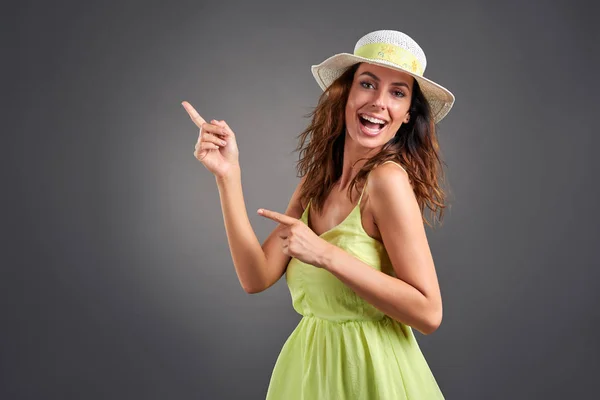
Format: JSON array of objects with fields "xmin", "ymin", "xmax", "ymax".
[{"xmin": 212, "ymin": 119, "xmax": 235, "ymax": 138}]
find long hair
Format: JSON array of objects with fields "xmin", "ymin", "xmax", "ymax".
[{"xmin": 295, "ymin": 63, "xmax": 448, "ymax": 227}]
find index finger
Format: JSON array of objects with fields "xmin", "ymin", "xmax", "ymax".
[
  {"xmin": 181, "ymin": 101, "xmax": 206, "ymax": 129},
  {"xmin": 257, "ymin": 208, "xmax": 297, "ymax": 226}
]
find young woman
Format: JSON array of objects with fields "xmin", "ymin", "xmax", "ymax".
[{"xmin": 183, "ymin": 29, "xmax": 455, "ymax": 399}]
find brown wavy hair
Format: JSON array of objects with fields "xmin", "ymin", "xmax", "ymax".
[{"xmin": 295, "ymin": 62, "xmax": 448, "ymax": 227}]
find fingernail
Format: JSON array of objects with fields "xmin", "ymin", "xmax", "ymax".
[{"xmin": 257, "ymin": 209, "xmax": 263, "ymax": 214}]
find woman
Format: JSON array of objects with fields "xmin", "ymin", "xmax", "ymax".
[{"xmin": 183, "ymin": 29, "xmax": 455, "ymax": 399}]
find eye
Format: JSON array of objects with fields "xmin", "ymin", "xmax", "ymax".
[
  {"xmin": 392, "ymin": 90, "xmax": 405, "ymax": 98},
  {"xmin": 360, "ymin": 81, "xmax": 374, "ymax": 89}
]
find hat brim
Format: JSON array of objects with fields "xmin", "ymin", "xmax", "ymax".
[{"xmin": 311, "ymin": 53, "xmax": 455, "ymax": 124}]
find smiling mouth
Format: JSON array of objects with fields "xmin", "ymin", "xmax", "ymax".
[{"xmin": 358, "ymin": 114, "xmax": 387, "ymax": 135}]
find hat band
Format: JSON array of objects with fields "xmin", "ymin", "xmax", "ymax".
[{"xmin": 354, "ymin": 43, "xmax": 424, "ymax": 76}]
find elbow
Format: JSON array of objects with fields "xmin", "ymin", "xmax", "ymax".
[
  {"xmin": 242, "ymin": 284, "xmax": 265, "ymax": 294},
  {"xmin": 422, "ymin": 316, "xmax": 442, "ymax": 335},
  {"xmin": 421, "ymin": 303, "xmax": 443, "ymax": 335},
  {"xmin": 239, "ymin": 270, "xmax": 268, "ymax": 294},
  {"xmin": 242, "ymin": 279, "xmax": 270, "ymax": 294}
]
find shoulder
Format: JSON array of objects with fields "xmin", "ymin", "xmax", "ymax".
[
  {"xmin": 367, "ymin": 162, "xmax": 411, "ymax": 196},
  {"xmin": 367, "ymin": 162, "xmax": 417, "ymax": 222}
]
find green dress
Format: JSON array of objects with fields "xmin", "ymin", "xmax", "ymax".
[{"xmin": 266, "ymin": 161, "xmax": 445, "ymax": 399}]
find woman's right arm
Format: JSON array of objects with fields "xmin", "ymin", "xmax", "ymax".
[
  {"xmin": 182, "ymin": 100, "xmax": 304, "ymax": 294},
  {"xmin": 216, "ymin": 170, "xmax": 305, "ymax": 294}
]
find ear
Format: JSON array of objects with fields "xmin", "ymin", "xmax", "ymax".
[{"xmin": 404, "ymin": 113, "xmax": 410, "ymax": 123}]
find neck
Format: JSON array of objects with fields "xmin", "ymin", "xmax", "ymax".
[{"xmin": 338, "ymin": 133, "xmax": 381, "ymax": 189}]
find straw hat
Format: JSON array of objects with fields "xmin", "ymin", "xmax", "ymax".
[{"xmin": 311, "ymin": 30, "xmax": 455, "ymax": 123}]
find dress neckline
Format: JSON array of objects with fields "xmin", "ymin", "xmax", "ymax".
[
  {"xmin": 302, "ymin": 161, "xmax": 406, "ymax": 243},
  {"xmin": 305, "ymin": 199, "xmax": 361, "ymax": 238}
]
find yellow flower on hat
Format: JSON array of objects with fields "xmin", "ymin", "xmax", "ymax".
[{"xmin": 411, "ymin": 60, "xmax": 419, "ymax": 75}]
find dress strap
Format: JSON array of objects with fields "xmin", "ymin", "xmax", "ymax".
[
  {"xmin": 357, "ymin": 178, "xmax": 368, "ymax": 206},
  {"xmin": 381, "ymin": 160, "xmax": 408, "ymax": 173}
]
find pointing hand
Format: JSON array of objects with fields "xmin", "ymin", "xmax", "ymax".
[
  {"xmin": 258, "ymin": 208, "xmax": 333, "ymax": 268},
  {"xmin": 182, "ymin": 101, "xmax": 240, "ymax": 178}
]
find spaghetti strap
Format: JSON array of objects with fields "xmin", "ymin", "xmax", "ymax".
[
  {"xmin": 381, "ymin": 160, "xmax": 408, "ymax": 173},
  {"xmin": 357, "ymin": 176, "xmax": 368, "ymax": 205}
]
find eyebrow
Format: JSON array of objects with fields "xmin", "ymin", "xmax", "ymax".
[{"xmin": 359, "ymin": 71, "xmax": 411, "ymax": 90}]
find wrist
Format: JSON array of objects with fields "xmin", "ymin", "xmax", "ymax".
[
  {"xmin": 317, "ymin": 242, "xmax": 338, "ymax": 271},
  {"xmin": 215, "ymin": 164, "xmax": 241, "ymax": 185}
]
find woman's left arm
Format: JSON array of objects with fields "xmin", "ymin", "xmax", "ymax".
[{"xmin": 320, "ymin": 163, "xmax": 443, "ymax": 335}]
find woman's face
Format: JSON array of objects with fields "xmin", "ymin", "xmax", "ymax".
[{"xmin": 344, "ymin": 63, "xmax": 414, "ymax": 149}]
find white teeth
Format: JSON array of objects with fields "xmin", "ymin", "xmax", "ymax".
[{"xmin": 360, "ymin": 114, "xmax": 386, "ymax": 124}]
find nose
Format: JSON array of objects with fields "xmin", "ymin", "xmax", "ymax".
[{"xmin": 370, "ymin": 88, "xmax": 387, "ymax": 110}]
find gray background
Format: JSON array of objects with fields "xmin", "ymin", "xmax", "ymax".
[{"xmin": 4, "ymin": 0, "xmax": 599, "ymax": 399}]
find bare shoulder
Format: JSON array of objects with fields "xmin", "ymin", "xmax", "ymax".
[
  {"xmin": 368, "ymin": 162, "xmax": 411, "ymax": 195},
  {"xmin": 367, "ymin": 162, "xmax": 418, "ymax": 225}
]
